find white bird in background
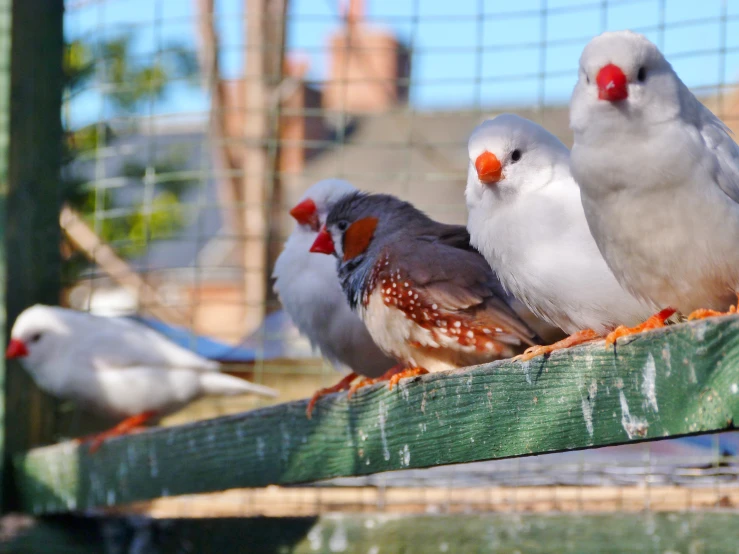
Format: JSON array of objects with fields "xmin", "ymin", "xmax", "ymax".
[
  {"xmin": 465, "ymin": 113, "xmax": 657, "ymax": 360},
  {"xmin": 6, "ymin": 304, "xmax": 278, "ymax": 451},
  {"xmin": 272, "ymin": 179, "xmax": 397, "ymax": 416},
  {"xmin": 570, "ymin": 30, "xmax": 739, "ymax": 341}
]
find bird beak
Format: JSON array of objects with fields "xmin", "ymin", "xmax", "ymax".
[
  {"xmin": 289, "ymin": 198, "xmax": 320, "ymax": 231},
  {"xmin": 475, "ymin": 151, "xmax": 502, "ymax": 185},
  {"xmin": 310, "ymin": 225, "xmax": 336, "ymax": 255},
  {"xmin": 5, "ymin": 338, "xmax": 28, "ymax": 359},
  {"xmin": 596, "ymin": 63, "xmax": 628, "ymax": 102}
]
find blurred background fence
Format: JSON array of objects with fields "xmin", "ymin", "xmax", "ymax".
[{"xmin": 3, "ymin": 0, "xmax": 739, "ymax": 548}]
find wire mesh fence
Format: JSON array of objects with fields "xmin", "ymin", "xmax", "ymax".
[{"xmin": 42, "ymin": 0, "xmax": 739, "ymax": 522}]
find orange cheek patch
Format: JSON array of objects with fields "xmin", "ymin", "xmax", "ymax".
[{"xmin": 343, "ymin": 217, "xmax": 378, "ymax": 261}]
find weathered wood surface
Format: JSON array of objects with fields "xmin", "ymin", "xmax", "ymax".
[
  {"xmin": 14, "ymin": 316, "xmax": 739, "ymax": 514},
  {"xmin": 2, "ymin": 0, "xmax": 64, "ymax": 512},
  {"xmin": 3, "ymin": 513, "xmax": 739, "ymax": 554},
  {"xmin": 108, "ymin": 485, "xmax": 739, "ymax": 518}
]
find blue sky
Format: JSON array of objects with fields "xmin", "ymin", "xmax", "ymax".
[{"xmin": 65, "ymin": 0, "xmax": 739, "ymax": 126}]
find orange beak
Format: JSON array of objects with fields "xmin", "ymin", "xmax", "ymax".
[
  {"xmin": 310, "ymin": 225, "xmax": 336, "ymax": 255},
  {"xmin": 289, "ymin": 198, "xmax": 320, "ymax": 231},
  {"xmin": 475, "ymin": 151, "xmax": 502, "ymax": 184},
  {"xmin": 6, "ymin": 338, "xmax": 28, "ymax": 359},
  {"xmin": 596, "ymin": 63, "xmax": 628, "ymax": 102}
]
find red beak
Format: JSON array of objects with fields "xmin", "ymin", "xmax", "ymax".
[
  {"xmin": 289, "ymin": 198, "xmax": 320, "ymax": 231},
  {"xmin": 310, "ymin": 226, "xmax": 336, "ymax": 255},
  {"xmin": 6, "ymin": 338, "xmax": 28, "ymax": 359},
  {"xmin": 596, "ymin": 63, "xmax": 628, "ymax": 102},
  {"xmin": 475, "ymin": 151, "xmax": 503, "ymax": 184}
]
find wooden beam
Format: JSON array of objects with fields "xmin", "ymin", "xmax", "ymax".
[
  {"xmin": 4, "ymin": 513, "xmax": 739, "ymax": 553},
  {"xmin": 58, "ymin": 204, "xmax": 189, "ymax": 326},
  {"xmin": 104, "ymin": 485, "xmax": 739, "ymax": 518},
  {"xmin": 12, "ymin": 316, "xmax": 739, "ymax": 514},
  {"xmin": 2, "ymin": 0, "xmax": 63, "ymax": 512}
]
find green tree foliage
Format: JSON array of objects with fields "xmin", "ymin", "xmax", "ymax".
[{"xmin": 63, "ymin": 34, "xmax": 199, "ymax": 262}]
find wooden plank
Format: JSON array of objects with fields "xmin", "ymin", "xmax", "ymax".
[
  {"xmin": 13, "ymin": 315, "xmax": 739, "ymax": 514},
  {"xmin": 3, "ymin": 513, "xmax": 739, "ymax": 553},
  {"xmin": 104, "ymin": 485, "xmax": 739, "ymax": 518},
  {"xmin": 2, "ymin": 0, "xmax": 64, "ymax": 511}
]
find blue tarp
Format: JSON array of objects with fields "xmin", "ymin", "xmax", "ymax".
[{"xmin": 130, "ymin": 315, "xmax": 259, "ymax": 363}]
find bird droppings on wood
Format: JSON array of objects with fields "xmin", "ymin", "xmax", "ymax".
[
  {"xmin": 256, "ymin": 437, "xmax": 265, "ymax": 460},
  {"xmin": 307, "ymin": 524, "xmax": 323, "ymax": 550},
  {"xmin": 581, "ymin": 378, "xmax": 598, "ymax": 438},
  {"xmin": 642, "ymin": 353, "xmax": 659, "ymax": 413},
  {"xmin": 328, "ymin": 521, "xmax": 349, "ymax": 552},
  {"xmin": 521, "ymin": 361, "xmax": 532, "ymax": 385},
  {"xmin": 661, "ymin": 345, "xmax": 672, "ymax": 377},
  {"xmin": 693, "ymin": 321, "xmax": 709, "ymax": 342},
  {"xmin": 400, "ymin": 444, "xmax": 411, "ymax": 467},
  {"xmin": 619, "ymin": 391, "xmax": 649, "ymax": 439},
  {"xmin": 379, "ymin": 400, "xmax": 390, "ymax": 462}
]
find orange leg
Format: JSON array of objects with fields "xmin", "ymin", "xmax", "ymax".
[
  {"xmin": 347, "ymin": 364, "xmax": 410, "ymax": 398},
  {"xmin": 513, "ymin": 329, "xmax": 601, "ymax": 362},
  {"xmin": 306, "ymin": 372, "xmax": 359, "ymax": 419},
  {"xmin": 605, "ymin": 308, "xmax": 677, "ymax": 348},
  {"xmin": 687, "ymin": 293, "xmax": 739, "ymax": 321},
  {"xmin": 77, "ymin": 411, "xmax": 157, "ymax": 454},
  {"xmin": 387, "ymin": 367, "xmax": 429, "ymax": 389}
]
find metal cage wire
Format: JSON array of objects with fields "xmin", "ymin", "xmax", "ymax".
[{"xmin": 53, "ymin": 0, "xmax": 739, "ymax": 519}]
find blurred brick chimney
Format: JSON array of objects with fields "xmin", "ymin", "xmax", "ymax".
[{"xmin": 323, "ymin": 0, "xmax": 410, "ymax": 113}]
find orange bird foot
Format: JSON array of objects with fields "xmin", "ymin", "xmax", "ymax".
[
  {"xmin": 347, "ymin": 364, "xmax": 413, "ymax": 398},
  {"xmin": 387, "ymin": 367, "xmax": 429, "ymax": 389},
  {"xmin": 605, "ymin": 308, "xmax": 677, "ymax": 348},
  {"xmin": 687, "ymin": 293, "xmax": 739, "ymax": 321},
  {"xmin": 77, "ymin": 411, "xmax": 157, "ymax": 454},
  {"xmin": 306, "ymin": 372, "xmax": 359, "ymax": 418},
  {"xmin": 513, "ymin": 329, "xmax": 601, "ymax": 362}
]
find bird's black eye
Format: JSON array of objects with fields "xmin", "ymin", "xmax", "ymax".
[
  {"xmin": 637, "ymin": 67, "xmax": 646, "ymax": 82},
  {"xmin": 585, "ymin": 74, "xmax": 590, "ymax": 84},
  {"xmin": 337, "ymin": 221, "xmax": 349, "ymax": 232},
  {"xmin": 29, "ymin": 333, "xmax": 41, "ymax": 343},
  {"xmin": 511, "ymin": 149, "xmax": 522, "ymax": 163}
]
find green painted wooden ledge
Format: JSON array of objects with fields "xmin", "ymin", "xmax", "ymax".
[
  {"xmin": 13, "ymin": 315, "xmax": 739, "ymax": 514},
  {"xmin": 5, "ymin": 512, "xmax": 739, "ymax": 553}
]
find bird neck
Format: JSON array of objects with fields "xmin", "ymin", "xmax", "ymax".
[{"xmin": 338, "ymin": 252, "xmax": 374, "ymax": 311}]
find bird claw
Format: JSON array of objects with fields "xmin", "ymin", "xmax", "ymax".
[
  {"xmin": 347, "ymin": 376, "xmax": 380, "ymax": 399},
  {"xmin": 307, "ymin": 365, "xmax": 428, "ymax": 417},
  {"xmin": 604, "ymin": 307, "xmax": 676, "ymax": 348},
  {"xmin": 77, "ymin": 411, "xmax": 156, "ymax": 454},
  {"xmin": 686, "ymin": 293, "xmax": 739, "ymax": 321},
  {"xmin": 347, "ymin": 365, "xmax": 428, "ymax": 398},
  {"xmin": 306, "ymin": 372, "xmax": 359, "ymax": 419},
  {"xmin": 387, "ymin": 367, "xmax": 429, "ymax": 390},
  {"xmin": 513, "ymin": 329, "xmax": 601, "ymax": 362}
]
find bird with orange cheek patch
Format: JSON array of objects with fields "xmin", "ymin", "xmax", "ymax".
[
  {"xmin": 273, "ymin": 180, "xmax": 397, "ymax": 417},
  {"xmin": 310, "ymin": 191, "xmax": 544, "ymax": 391}
]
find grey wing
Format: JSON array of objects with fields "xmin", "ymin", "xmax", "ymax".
[
  {"xmin": 698, "ymin": 104, "xmax": 739, "ymax": 204},
  {"xmin": 396, "ymin": 229, "xmax": 540, "ymax": 347},
  {"xmin": 71, "ymin": 318, "xmax": 219, "ymax": 373}
]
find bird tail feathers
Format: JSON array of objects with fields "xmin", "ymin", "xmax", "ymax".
[{"xmin": 199, "ymin": 372, "xmax": 278, "ymax": 398}]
